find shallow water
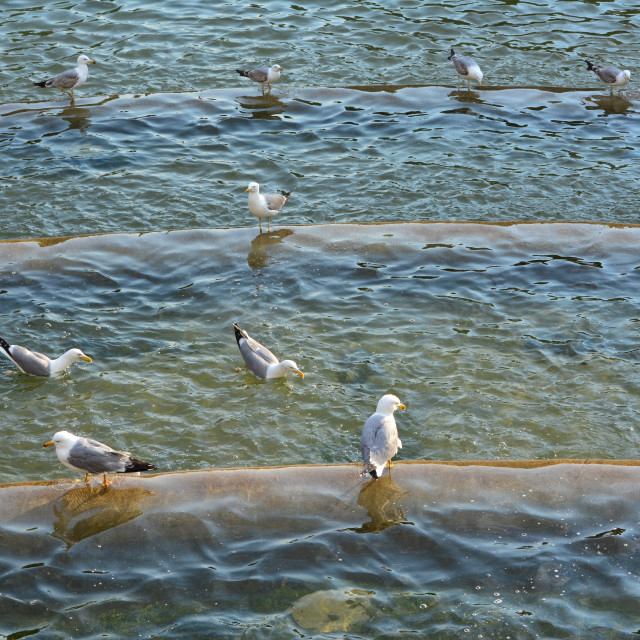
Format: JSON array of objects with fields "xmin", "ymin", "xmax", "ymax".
[
  {"xmin": 0, "ymin": 223, "xmax": 638, "ymax": 485},
  {"xmin": 2, "ymin": 0, "xmax": 640, "ymax": 637},
  {"xmin": 2, "ymin": 462, "xmax": 640, "ymax": 639}
]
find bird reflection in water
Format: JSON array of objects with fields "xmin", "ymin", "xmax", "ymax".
[
  {"xmin": 58, "ymin": 106, "xmax": 92, "ymax": 134},
  {"xmin": 448, "ymin": 89, "xmax": 483, "ymax": 105},
  {"xmin": 51, "ymin": 484, "xmax": 154, "ymax": 548},
  {"xmin": 235, "ymin": 94, "xmax": 287, "ymax": 120},
  {"xmin": 247, "ymin": 228, "xmax": 294, "ymax": 270},
  {"xmin": 585, "ymin": 93, "xmax": 632, "ymax": 116},
  {"xmin": 353, "ymin": 475, "xmax": 411, "ymax": 534}
]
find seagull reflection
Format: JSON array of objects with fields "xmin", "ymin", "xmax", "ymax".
[
  {"xmin": 584, "ymin": 93, "xmax": 632, "ymax": 116},
  {"xmin": 236, "ymin": 93, "xmax": 287, "ymax": 120},
  {"xmin": 247, "ymin": 228, "xmax": 294, "ymax": 270},
  {"xmin": 58, "ymin": 105, "xmax": 92, "ymax": 134},
  {"xmin": 353, "ymin": 475, "xmax": 411, "ymax": 534},
  {"xmin": 51, "ymin": 484, "xmax": 154, "ymax": 548},
  {"xmin": 448, "ymin": 89, "xmax": 483, "ymax": 104}
]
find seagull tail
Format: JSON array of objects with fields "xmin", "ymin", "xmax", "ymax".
[
  {"xmin": 125, "ymin": 458, "xmax": 157, "ymax": 473},
  {"xmin": 0, "ymin": 336, "xmax": 11, "ymax": 356},
  {"xmin": 236, "ymin": 69, "xmax": 249, "ymax": 78},
  {"xmin": 282, "ymin": 192, "xmax": 292, "ymax": 205},
  {"xmin": 233, "ymin": 322, "xmax": 248, "ymax": 346},
  {"xmin": 447, "ymin": 48, "xmax": 455, "ymax": 61},
  {"xmin": 585, "ymin": 60, "xmax": 595, "ymax": 71},
  {"xmin": 33, "ymin": 80, "xmax": 47, "ymax": 87}
]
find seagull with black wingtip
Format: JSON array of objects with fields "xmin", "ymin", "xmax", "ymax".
[
  {"xmin": 0, "ymin": 335, "xmax": 91, "ymax": 377},
  {"xmin": 448, "ymin": 48, "xmax": 483, "ymax": 90}
]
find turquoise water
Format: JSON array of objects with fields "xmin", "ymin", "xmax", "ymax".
[{"xmin": 1, "ymin": 0, "xmax": 640, "ymax": 637}]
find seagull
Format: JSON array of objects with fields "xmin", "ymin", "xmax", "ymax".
[
  {"xmin": 233, "ymin": 322, "xmax": 304, "ymax": 380},
  {"xmin": 447, "ymin": 48, "xmax": 483, "ymax": 90},
  {"xmin": 236, "ymin": 64, "xmax": 283, "ymax": 94},
  {"xmin": 246, "ymin": 181, "xmax": 291, "ymax": 232},
  {"xmin": 361, "ymin": 394, "xmax": 406, "ymax": 480},
  {"xmin": 585, "ymin": 61, "xmax": 630, "ymax": 93},
  {"xmin": 33, "ymin": 54, "xmax": 96, "ymax": 103},
  {"xmin": 44, "ymin": 430, "xmax": 157, "ymax": 488},
  {"xmin": 0, "ymin": 336, "xmax": 91, "ymax": 377}
]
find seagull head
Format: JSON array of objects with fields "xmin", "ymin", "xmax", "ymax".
[
  {"xmin": 271, "ymin": 64, "xmax": 284, "ymax": 72},
  {"xmin": 67, "ymin": 348, "xmax": 93, "ymax": 363},
  {"xmin": 78, "ymin": 55, "xmax": 96, "ymax": 66},
  {"xmin": 376, "ymin": 394, "xmax": 406, "ymax": 415},
  {"xmin": 43, "ymin": 430, "xmax": 77, "ymax": 449},
  {"xmin": 246, "ymin": 182, "xmax": 260, "ymax": 193},
  {"xmin": 280, "ymin": 359, "xmax": 304, "ymax": 378},
  {"xmin": 623, "ymin": 70, "xmax": 631, "ymax": 80}
]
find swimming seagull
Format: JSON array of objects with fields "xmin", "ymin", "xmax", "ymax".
[
  {"xmin": 361, "ymin": 394, "xmax": 406, "ymax": 480},
  {"xmin": 0, "ymin": 336, "xmax": 91, "ymax": 377},
  {"xmin": 236, "ymin": 64, "xmax": 283, "ymax": 94},
  {"xmin": 233, "ymin": 322, "xmax": 304, "ymax": 380},
  {"xmin": 447, "ymin": 48, "xmax": 483, "ymax": 90},
  {"xmin": 585, "ymin": 61, "xmax": 630, "ymax": 93},
  {"xmin": 44, "ymin": 430, "xmax": 157, "ymax": 488},
  {"xmin": 33, "ymin": 54, "xmax": 96, "ymax": 103},
  {"xmin": 246, "ymin": 181, "xmax": 291, "ymax": 232}
]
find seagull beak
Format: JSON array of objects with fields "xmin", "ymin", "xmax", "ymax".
[
  {"xmin": 295, "ymin": 370, "xmax": 304, "ymax": 378},
  {"xmin": 245, "ymin": 187, "xmax": 251, "ymax": 193},
  {"xmin": 89, "ymin": 60, "xmax": 96, "ymax": 64},
  {"xmin": 398, "ymin": 404, "xmax": 406, "ymax": 410},
  {"xmin": 43, "ymin": 441, "xmax": 54, "ymax": 448},
  {"xmin": 81, "ymin": 355, "xmax": 92, "ymax": 363},
  {"xmin": 279, "ymin": 66, "xmax": 284, "ymax": 70}
]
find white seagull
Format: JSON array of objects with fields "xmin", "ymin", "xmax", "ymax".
[
  {"xmin": 236, "ymin": 64, "xmax": 283, "ymax": 94},
  {"xmin": 448, "ymin": 48, "xmax": 483, "ymax": 90},
  {"xmin": 0, "ymin": 335, "xmax": 91, "ymax": 377},
  {"xmin": 246, "ymin": 181, "xmax": 291, "ymax": 232},
  {"xmin": 585, "ymin": 60, "xmax": 630, "ymax": 93},
  {"xmin": 44, "ymin": 430, "xmax": 157, "ymax": 487},
  {"xmin": 33, "ymin": 54, "xmax": 96, "ymax": 102},
  {"xmin": 233, "ymin": 322, "xmax": 304, "ymax": 380},
  {"xmin": 361, "ymin": 394, "xmax": 406, "ymax": 479}
]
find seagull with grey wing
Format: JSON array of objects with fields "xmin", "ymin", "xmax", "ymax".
[
  {"xmin": 585, "ymin": 60, "xmax": 630, "ymax": 93},
  {"xmin": 361, "ymin": 394, "xmax": 406, "ymax": 479},
  {"xmin": 233, "ymin": 322, "xmax": 304, "ymax": 380},
  {"xmin": 0, "ymin": 335, "xmax": 91, "ymax": 377},
  {"xmin": 44, "ymin": 430, "xmax": 157, "ymax": 487},
  {"xmin": 246, "ymin": 181, "xmax": 291, "ymax": 232},
  {"xmin": 33, "ymin": 54, "xmax": 96, "ymax": 103},
  {"xmin": 448, "ymin": 48, "xmax": 483, "ymax": 90},
  {"xmin": 236, "ymin": 63, "xmax": 283, "ymax": 94}
]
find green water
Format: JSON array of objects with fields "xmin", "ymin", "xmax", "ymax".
[{"xmin": 1, "ymin": 0, "xmax": 640, "ymax": 637}]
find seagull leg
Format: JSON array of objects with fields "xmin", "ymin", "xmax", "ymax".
[
  {"xmin": 267, "ymin": 217, "xmax": 271, "ymax": 232},
  {"xmin": 102, "ymin": 474, "xmax": 112, "ymax": 488},
  {"xmin": 468, "ymin": 79, "xmax": 471, "ymax": 91},
  {"xmin": 457, "ymin": 76, "xmax": 460, "ymax": 90},
  {"xmin": 84, "ymin": 472, "xmax": 90, "ymax": 485},
  {"xmin": 259, "ymin": 218, "xmax": 263, "ymax": 233}
]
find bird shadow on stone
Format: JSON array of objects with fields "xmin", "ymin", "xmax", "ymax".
[
  {"xmin": 235, "ymin": 93, "xmax": 287, "ymax": 120},
  {"xmin": 247, "ymin": 228, "xmax": 295, "ymax": 270},
  {"xmin": 350, "ymin": 475, "xmax": 411, "ymax": 534},
  {"xmin": 50, "ymin": 484, "xmax": 155, "ymax": 548},
  {"xmin": 584, "ymin": 93, "xmax": 633, "ymax": 116}
]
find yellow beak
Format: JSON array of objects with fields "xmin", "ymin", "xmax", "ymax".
[
  {"xmin": 296, "ymin": 370, "xmax": 304, "ymax": 378},
  {"xmin": 245, "ymin": 188, "xmax": 251, "ymax": 192},
  {"xmin": 81, "ymin": 355, "xmax": 93, "ymax": 363},
  {"xmin": 43, "ymin": 441, "xmax": 54, "ymax": 448},
  {"xmin": 89, "ymin": 60, "xmax": 96, "ymax": 64},
  {"xmin": 398, "ymin": 404, "xmax": 406, "ymax": 410}
]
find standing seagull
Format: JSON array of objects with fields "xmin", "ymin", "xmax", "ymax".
[
  {"xmin": 233, "ymin": 322, "xmax": 304, "ymax": 380},
  {"xmin": 448, "ymin": 48, "xmax": 483, "ymax": 90},
  {"xmin": 236, "ymin": 64, "xmax": 283, "ymax": 94},
  {"xmin": 361, "ymin": 394, "xmax": 406, "ymax": 479},
  {"xmin": 33, "ymin": 54, "xmax": 96, "ymax": 103},
  {"xmin": 44, "ymin": 430, "xmax": 157, "ymax": 488},
  {"xmin": 246, "ymin": 181, "xmax": 291, "ymax": 232},
  {"xmin": 0, "ymin": 336, "xmax": 91, "ymax": 377},
  {"xmin": 585, "ymin": 61, "xmax": 630, "ymax": 93}
]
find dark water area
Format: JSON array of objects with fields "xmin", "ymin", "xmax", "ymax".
[{"xmin": 2, "ymin": 462, "xmax": 640, "ymax": 639}]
